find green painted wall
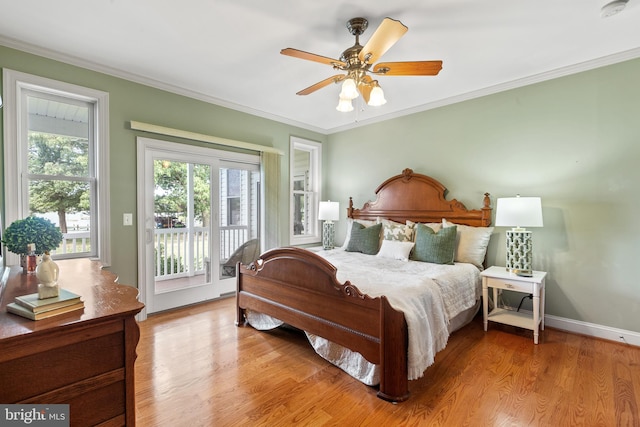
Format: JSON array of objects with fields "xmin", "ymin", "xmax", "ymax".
[
  {"xmin": 325, "ymin": 58, "xmax": 640, "ymax": 333},
  {"xmin": 0, "ymin": 45, "xmax": 326, "ymax": 287},
  {"xmin": 2, "ymin": 44, "xmax": 639, "ymax": 334}
]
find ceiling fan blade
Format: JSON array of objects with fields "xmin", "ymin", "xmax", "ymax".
[
  {"xmin": 358, "ymin": 18, "xmax": 408, "ymax": 64},
  {"xmin": 281, "ymin": 48, "xmax": 346, "ymax": 67},
  {"xmin": 373, "ymin": 61, "xmax": 443, "ymax": 76},
  {"xmin": 358, "ymin": 76, "xmax": 373, "ymax": 104},
  {"xmin": 296, "ymin": 75, "xmax": 345, "ymax": 95}
]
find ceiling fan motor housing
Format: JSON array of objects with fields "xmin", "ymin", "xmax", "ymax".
[
  {"xmin": 341, "ymin": 18, "xmax": 373, "ymax": 70},
  {"xmin": 346, "ymin": 17, "xmax": 368, "ymax": 36}
]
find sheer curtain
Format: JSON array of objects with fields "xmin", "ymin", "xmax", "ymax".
[{"xmin": 261, "ymin": 151, "xmax": 281, "ymax": 251}]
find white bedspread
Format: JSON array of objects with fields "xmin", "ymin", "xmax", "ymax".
[{"xmin": 246, "ymin": 248, "xmax": 481, "ymax": 384}]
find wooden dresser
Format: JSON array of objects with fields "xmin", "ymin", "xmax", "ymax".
[{"xmin": 0, "ymin": 259, "xmax": 144, "ymax": 426}]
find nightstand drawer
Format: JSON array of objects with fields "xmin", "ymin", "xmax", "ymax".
[{"xmin": 484, "ymin": 277, "xmax": 532, "ymax": 293}]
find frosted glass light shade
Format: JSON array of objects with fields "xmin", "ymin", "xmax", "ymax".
[
  {"xmin": 495, "ymin": 197, "xmax": 543, "ymax": 228},
  {"xmin": 339, "ymin": 78, "xmax": 359, "ymax": 100},
  {"xmin": 368, "ymin": 85, "xmax": 386, "ymax": 106},
  {"xmin": 318, "ymin": 201, "xmax": 339, "ymax": 221},
  {"xmin": 336, "ymin": 96, "xmax": 353, "ymax": 112}
]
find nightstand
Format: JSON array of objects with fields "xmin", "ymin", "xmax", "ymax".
[{"xmin": 481, "ymin": 266, "xmax": 547, "ymax": 344}]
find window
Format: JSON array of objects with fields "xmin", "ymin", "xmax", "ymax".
[
  {"xmin": 225, "ymin": 169, "xmax": 241, "ymax": 225},
  {"xmin": 290, "ymin": 137, "xmax": 321, "ymax": 245},
  {"xmin": 3, "ymin": 69, "xmax": 110, "ymax": 264}
]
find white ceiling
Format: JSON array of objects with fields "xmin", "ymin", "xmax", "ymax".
[{"xmin": 1, "ymin": 0, "xmax": 639, "ymax": 134}]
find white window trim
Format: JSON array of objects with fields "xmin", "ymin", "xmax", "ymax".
[
  {"xmin": 2, "ymin": 69, "xmax": 111, "ymax": 266},
  {"xmin": 289, "ymin": 136, "xmax": 322, "ymax": 245}
]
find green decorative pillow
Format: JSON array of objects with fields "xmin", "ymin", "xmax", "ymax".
[
  {"xmin": 345, "ymin": 222, "xmax": 382, "ymax": 255},
  {"xmin": 411, "ymin": 224, "xmax": 457, "ymax": 264}
]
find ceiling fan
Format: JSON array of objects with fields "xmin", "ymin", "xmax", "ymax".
[{"xmin": 281, "ymin": 17, "xmax": 443, "ymax": 111}]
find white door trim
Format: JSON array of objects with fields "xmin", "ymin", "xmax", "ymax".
[{"xmin": 135, "ymin": 137, "xmax": 258, "ymax": 320}]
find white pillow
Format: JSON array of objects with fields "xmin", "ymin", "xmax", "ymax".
[
  {"xmin": 376, "ymin": 240, "xmax": 415, "ymax": 262},
  {"xmin": 407, "ymin": 220, "xmax": 442, "ymax": 234},
  {"xmin": 341, "ymin": 218, "xmax": 377, "ymax": 249},
  {"xmin": 442, "ymin": 219, "xmax": 494, "ymax": 268}
]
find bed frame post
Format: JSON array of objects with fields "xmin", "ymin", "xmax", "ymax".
[
  {"xmin": 347, "ymin": 197, "xmax": 354, "ymax": 218},
  {"xmin": 481, "ymin": 192, "xmax": 492, "ymax": 226},
  {"xmin": 377, "ymin": 296, "xmax": 410, "ymax": 402}
]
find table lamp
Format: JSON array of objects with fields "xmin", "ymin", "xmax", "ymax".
[
  {"xmin": 495, "ymin": 196, "xmax": 543, "ymax": 276},
  {"xmin": 318, "ymin": 201, "xmax": 339, "ymax": 250}
]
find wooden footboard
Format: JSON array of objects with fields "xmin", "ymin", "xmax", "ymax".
[
  {"xmin": 236, "ymin": 247, "xmax": 410, "ymax": 402},
  {"xmin": 237, "ymin": 168, "xmax": 492, "ymax": 402}
]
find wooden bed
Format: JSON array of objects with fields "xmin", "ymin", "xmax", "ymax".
[{"xmin": 236, "ymin": 168, "xmax": 491, "ymax": 402}]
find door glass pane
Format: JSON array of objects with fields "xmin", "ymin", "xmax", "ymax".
[
  {"xmin": 219, "ymin": 167, "xmax": 260, "ymax": 279},
  {"xmin": 153, "ymin": 159, "xmax": 211, "ymax": 294}
]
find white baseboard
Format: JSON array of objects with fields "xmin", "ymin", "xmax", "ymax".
[
  {"xmin": 544, "ymin": 314, "xmax": 640, "ymax": 347},
  {"xmin": 497, "ymin": 304, "xmax": 640, "ymax": 347}
]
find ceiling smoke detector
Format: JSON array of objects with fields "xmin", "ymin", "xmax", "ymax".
[{"xmin": 601, "ymin": 0, "xmax": 628, "ymax": 18}]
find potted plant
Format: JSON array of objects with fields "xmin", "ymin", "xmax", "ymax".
[{"xmin": 2, "ymin": 216, "xmax": 64, "ymax": 271}]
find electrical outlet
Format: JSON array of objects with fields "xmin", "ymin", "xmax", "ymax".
[{"xmin": 123, "ymin": 213, "xmax": 133, "ymax": 226}]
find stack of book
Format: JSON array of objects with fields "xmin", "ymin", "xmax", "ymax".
[{"xmin": 6, "ymin": 288, "xmax": 84, "ymax": 320}]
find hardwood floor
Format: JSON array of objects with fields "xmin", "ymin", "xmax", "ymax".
[{"xmin": 135, "ymin": 297, "xmax": 640, "ymax": 426}]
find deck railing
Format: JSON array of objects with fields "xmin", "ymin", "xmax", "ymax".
[
  {"xmin": 54, "ymin": 231, "xmax": 91, "ymax": 255},
  {"xmin": 154, "ymin": 226, "xmax": 249, "ymax": 280},
  {"xmin": 54, "ymin": 227, "xmax": 249, "ymax": 280}
]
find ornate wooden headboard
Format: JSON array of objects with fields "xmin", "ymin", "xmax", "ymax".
[{"xmin": 347, "ymin": 168, "xmax": 492, "ymax": 227}]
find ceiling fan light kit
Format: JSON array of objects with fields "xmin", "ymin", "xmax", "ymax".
[{"xmin": 282, "ymin": 17, "xmax": 442, "ymax": 113}]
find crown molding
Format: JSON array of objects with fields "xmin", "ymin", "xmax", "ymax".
[
  {"xmin": 327, "ymin": 46, "xmax": 640, "ymax": 134},
  {"xmin": 3, "ymin": 36, "xmax": 640, "ymax": 136},
  {"xmin": 0, "ymin": 36, "xmax": 326, "ymax": 134}
]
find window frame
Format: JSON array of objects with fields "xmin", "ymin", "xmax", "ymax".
[
  {"xmin": 2, "ymin": 69, "xmax": 110, "ymax": 265},
  {"xmin": 289, "ymin": 136, "xmax": 322, "ymax": 245}
]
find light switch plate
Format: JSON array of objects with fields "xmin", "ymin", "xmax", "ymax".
[{"xmin": 123, "ymin": 213, "xmax": 133, "ymax": 226}]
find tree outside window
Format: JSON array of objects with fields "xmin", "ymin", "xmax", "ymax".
[{"xmin": 28, "ymin": 133, "xmax": 90, "ymax": 234}]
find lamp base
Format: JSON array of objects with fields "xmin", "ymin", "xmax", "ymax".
[
  {"xmin": 508, "ymin": 268, "xmax": 534, "ymax": 277},
  {"xmin": 322, "ymin": 221, "xmax": 335, "ymax": 250},
  {"xmin": 505, "ymin": 230, "xmax": 533, "ymax": 276}
]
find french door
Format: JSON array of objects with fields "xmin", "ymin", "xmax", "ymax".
[{"xmin": 137, "ymin": 137, "xmax": 260, "ymax": 316}]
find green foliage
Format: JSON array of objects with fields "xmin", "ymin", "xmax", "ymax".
[
  {"xmin": 2, "ymin": 216, "xmax": 64, "ymax": 255},
  {"xmin": 28, "ymin": 132, "xmax": 90, "ymax": 233},
  {"xmin": 155, "ymin": 243, "xmax": 184, "ymax": 275},
  {"xmin": 154, "ymin": 160, "xmax": 210, "ymax": 223}
]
